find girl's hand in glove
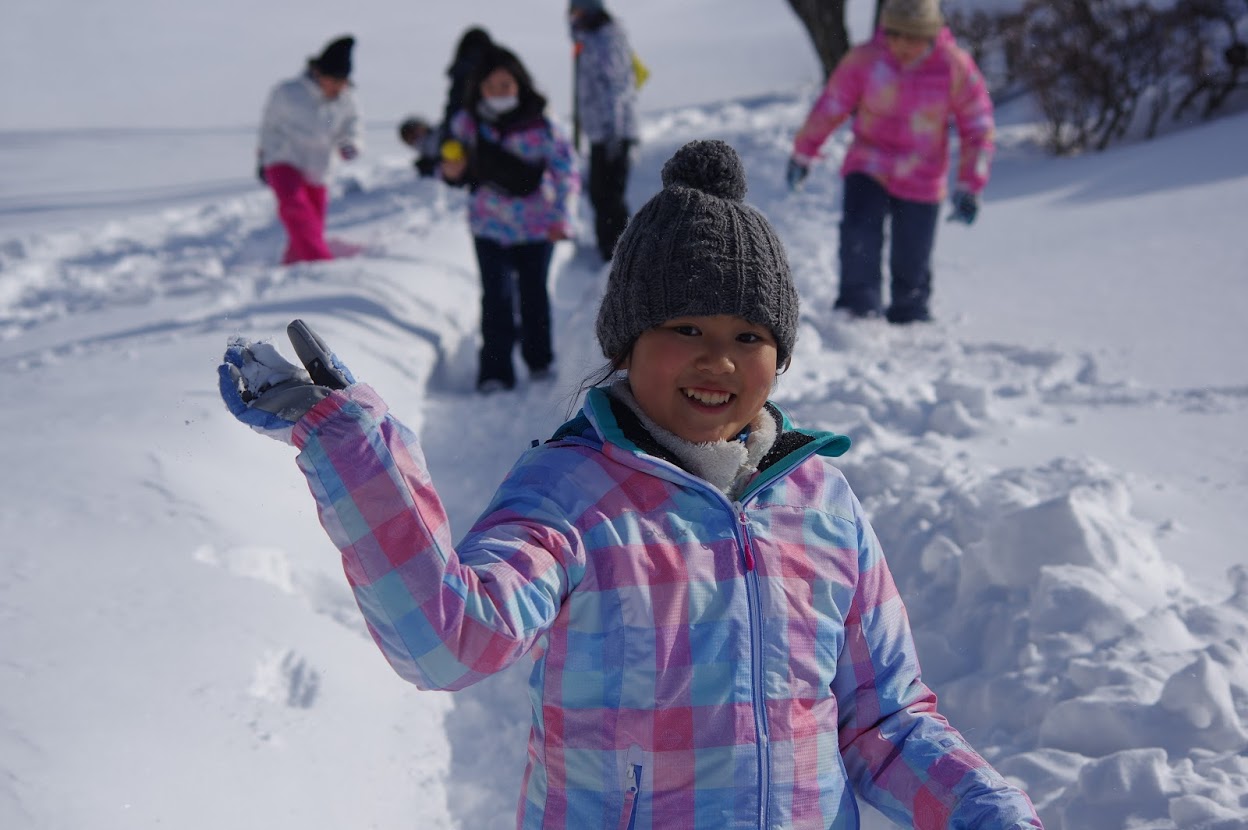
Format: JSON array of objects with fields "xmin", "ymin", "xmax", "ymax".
[
  {"xmin": 948, "ymin": 190, "xmax": 979, "ymax": 225},
  {"xmin": 218, "ymin": 319, "xmax": 354, "ymax": 445}
]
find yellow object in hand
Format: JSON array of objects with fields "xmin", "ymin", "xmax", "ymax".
[{"xmin": 441, "ymin": 140, "xmax": 465, "ymax": 163}]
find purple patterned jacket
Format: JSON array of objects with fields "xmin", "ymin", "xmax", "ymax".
[
  {"xmin": 449, "ymin": 108, "xmax": 578, "ymax": 245},
  {"xmin": 292, "ymin": 385, "xmax": 1042, "ymax": 829}
]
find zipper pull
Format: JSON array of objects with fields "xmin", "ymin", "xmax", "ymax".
[{"xmin": 738, "ymin": 507, "xmax": 755, "ymax": 571}]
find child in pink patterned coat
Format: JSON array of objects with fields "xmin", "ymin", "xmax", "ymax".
[{"xmin": 787, "ymin": 0, "xmax": 994, "ymax": 324}]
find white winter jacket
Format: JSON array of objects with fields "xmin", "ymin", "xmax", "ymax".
[{"xmin": 258, "ymin": 73, "xmax": 362, "ymax": 185}]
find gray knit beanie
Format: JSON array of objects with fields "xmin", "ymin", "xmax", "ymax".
[
  {"xmin": 595, "ymin": 139, "xmax": 799, "ymax": 366},
  {"xmin": 880, "ymin": 0, "xmax": 944, "ymax": 38}
]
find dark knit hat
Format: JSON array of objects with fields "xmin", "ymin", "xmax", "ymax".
[
  {"xmin": 880, "ymin": 0, "xmax": 944, "ymax": 38},
  {"xmin": 312, "ymin": 36, "xmax": 355, "ymax": 79},
  {"xmin": 595, "ymin": 139, "xmax": 799, "ymax": 365}
]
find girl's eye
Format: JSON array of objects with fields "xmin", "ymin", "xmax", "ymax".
[
  {"xmin": 737, "ymin": 331, "xmax": 769, "ymax": 344},
  {"xmin": 671, "ymin": 325, "xmax": 701, "ymax": 336}
]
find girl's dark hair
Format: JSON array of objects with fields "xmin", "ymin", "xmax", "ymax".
[
  {"xmin": 463, "ymin": 45, "xmax": 548, "ymax": 116},
  {"xmin": 566, "ymin": 361, "xmax": 624, "ymax": 421},
  {"xmin": 449, "ymin": 27, "xmax": 493, "ymax": 72},
  {"xmin": 563, "ymin": 347, "xmax": 631, "ymax": 420}
]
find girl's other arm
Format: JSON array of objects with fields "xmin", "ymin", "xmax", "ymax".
[
  {"xmin": 950, "ymin": 52, "xmax": 995, "ymax": 196},
  {"xmin": 792, "ymin": 51, "xmax": 865, "ymax": 164},
  {"xmin": 834, "ymin": 498, "xmax": 1042, "ymax": 828}
]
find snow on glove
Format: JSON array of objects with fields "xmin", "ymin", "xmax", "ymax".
[
  {"xmin": 785, "ymin": 157, "xmax": 809, "ymax": 192},
  {"xmin": 218, "ymin": 319, "xmax": 354, "ymax": 445},
  {"xmin": 948, "ymin": 189, "xmax": 979, "ymax": 225}
]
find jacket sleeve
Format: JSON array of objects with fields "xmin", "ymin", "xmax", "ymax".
[
  {"xmin": 792, "ymin": 48, "xmax": 866, "ymax": 164},
  {"xmin": 257, "ymin": 83, "xmax": 287, "ymax": 166},
  {"xmin": 291, "ymin": 384, "xmax": 578, "ymax": 691},
  {"xmin": 833, "ymin": 495, "xmax": 1043, "ymax": 829},
  {"xmin": 949, "ymin": 49, "xmax": 994, "ymax": 195},
  {"xmin": 337, "ymin": 93, "xmax": 363, "ymax": 153},
  {"xmin": 543, "ymin": 119, "xmax": 580, "ymax": 229}
]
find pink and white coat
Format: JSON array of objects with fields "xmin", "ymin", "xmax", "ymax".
[
  {"xmin": 793, "ymin": 28, "xmax": 995, "ymax": 204},
  {"xmin": 292, "ymin": 385, "xmax": 1042, "ymax": 829}
]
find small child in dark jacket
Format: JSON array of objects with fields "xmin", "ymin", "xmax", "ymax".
[{"xmin": 398, "ymin": 116, "xmax": 441, "ymax": 177}]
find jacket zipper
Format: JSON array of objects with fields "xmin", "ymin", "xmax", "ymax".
[
  {"xmin": 618, "ymin": 746, "xmax": 643, "ymax": 830},
  {"xmin": 736, "ymin": 501, "xmax": 771, "ymax": 828}
]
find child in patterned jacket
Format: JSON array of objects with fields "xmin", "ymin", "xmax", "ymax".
[
  {"xmin": 568, "ymin": 0, "xmax": 640, "ymax": 261},
  {"xmin": 438, "ymin": 43, "xmax": 578, "ymax": 394},
  {"xmin": 786, "ymin": 0, "xmax": 995, "ymax": 325},
  {"xmin": 219, "ymin": 140, "xmax": 1043, "ymax": 829}
]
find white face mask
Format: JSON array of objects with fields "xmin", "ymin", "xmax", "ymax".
[{"xmin": 481, "ymin": 95, "xmax": 519, "ymax": 116}]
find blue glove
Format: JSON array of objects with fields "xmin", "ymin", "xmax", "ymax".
[
  {"xmin": 948, "ymin": 190, "xmax": 979, "ymax": 225},
  {"xmin": 218, "ymin": 319, "xmax": 355, "ymax": 445},
  {"xmin": 785, "ymin": 158, "xmax": 810, "ymax": 191}
]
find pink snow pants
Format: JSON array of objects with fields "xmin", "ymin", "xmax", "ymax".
[{"xmin": 265, "ymin": 163, "xmax": 333, "ymax": 264}]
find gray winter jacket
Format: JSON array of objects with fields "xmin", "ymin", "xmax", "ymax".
[{"xmin": 573, "ymin": 20, "xmax": 639, "ymax": 144}]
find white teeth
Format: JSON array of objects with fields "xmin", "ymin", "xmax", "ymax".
[{"xmin": 684, "ymin": 388, "xmax": 731, "ymax": 405}]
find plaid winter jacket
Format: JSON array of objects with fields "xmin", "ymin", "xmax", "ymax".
[
  {"xmin": 292, "ymin": 385, "xmax": 1043, "ymax": 830},
  {"xmin": 793, "ymin": 28, "xmax": 995, "ymax": 203}
]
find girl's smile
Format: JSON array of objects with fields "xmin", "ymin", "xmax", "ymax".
[{"xmin": 624, "ymin": 314, "xmax": 779, "ymax": 444}]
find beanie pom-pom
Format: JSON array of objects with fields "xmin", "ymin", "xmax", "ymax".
[{"xmin": 661, "ymin": 139, "xmax": 747, "ymax": 201}]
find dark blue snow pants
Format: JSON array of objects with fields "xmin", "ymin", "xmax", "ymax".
[
  {"xmin": 836, "ymin": 172, "xmax": 940, "ymax": 323},
  {"xmin": 473, "ymin": 237, "xmax": 555, "ymax": 389}
]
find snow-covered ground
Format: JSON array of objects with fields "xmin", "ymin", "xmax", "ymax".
[{"xmin": 3, "ymin": 4, "xmax": 1248, "ymax": 829}]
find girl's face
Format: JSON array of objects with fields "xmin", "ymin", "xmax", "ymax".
[
  {"xmin": 315, "ymin": 74, "xmax": 349, "ymax": 101},
  {"xmin": 884, "ymin": 29, "xmax": 933, "ymax": 66},
  {"xmin": 623, "ymin": 314, "xmax": 778, "ymax": 444},
  {"xmin": 480, "ymin": 68, "xmax": 519, "ymax": 99}
]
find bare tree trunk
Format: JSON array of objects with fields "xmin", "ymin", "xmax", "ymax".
[{"xmin": 786, "ymin": 0, "xmax": 852, "ymax": 77}]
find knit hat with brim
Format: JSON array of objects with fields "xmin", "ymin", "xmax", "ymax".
[
  {"xmin": 880, "ymin": 0, "xmax": 944, "ymax": 38},
  {"xmin": 595, "ymin": 139, "xmax": 799, "ymax": 366}
]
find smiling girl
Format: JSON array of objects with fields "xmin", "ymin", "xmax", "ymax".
[{"xmin": 220, "ymin": 140, "xmax": 1042, "ymax": 829}]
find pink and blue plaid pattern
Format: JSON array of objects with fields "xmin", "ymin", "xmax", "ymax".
[{"xmin": 292, "ymin": 386, "xmax": 1042, "ymax": 829}]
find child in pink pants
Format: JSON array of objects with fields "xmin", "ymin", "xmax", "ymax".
[
  {"xmin": 257, "ymin": 35, "xmax": 362, "ymax": 264},
  {"xmin": 265, "ymin": 164, "xmax": 333, "ymax": 264}
]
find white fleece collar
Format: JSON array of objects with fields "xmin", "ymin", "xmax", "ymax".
[{"xmin": 608, "ymin": 382, "xmax": 778, "ymax": 499}]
